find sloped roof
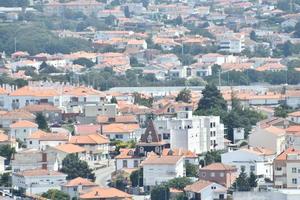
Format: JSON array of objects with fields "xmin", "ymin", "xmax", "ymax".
[{"xmin": 140, "ymin": 120, "xmax": 160, "ymax": 143}]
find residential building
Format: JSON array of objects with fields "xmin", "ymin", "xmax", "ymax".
[
  {"xmin": 221, "ymin": 147, "xmax": 276, "ymax": 180},
  {"xmin": 45, "ymin": 144, "xmax": 87, "ymax": 168},
  {"xmin": 154, "ymin": 111, "xmax": 225, "ymax": 154},
  {"xmin": 199, "ymin": 163, "xmax": 237, "ymax": 188},
  {"xmin": 26, "ymin": 130, "xmax": 69, "ymax": 150},
  {"xmin": 9, "ymin": 120, "xmax": 38, "ymax": 142},
  {"xmin": 218, "ymin": 33, "xmax": 245, "ymax": 53},
  {"xmin": 102, "ymin": 123, "xmax": 140, "ymax": 141},
  {"xmin": 273, "ymin": 148, "xmax": 300, "ymax": 189},
  {"xmin": 136, "ymin": 120, "xmax": 168, "ymax": 156},
  {"xmin": 22, "ymin": 104, "xmax": 62, "ymax": 124},
  {"xmin": 162, "ymin": 148, "xmax": 199, "ymax": 165},
  {"xmin": 61, "ymin": 177, "xmax": 98, "ymax": 200},
  {"xmin": 79, "ymin": 187, "xmax": 132, "ymax": 200},
  {"xmin": 249, "ymin": 125, "xmax": 286, "ymax": 154},
  {"xmin": 115, "ymin": 148, "xmax": 141, "ymax": 171},
  {"xmin": 11, "ymin": 149, "xmax": 59, "ymax": 173},
  {"xmin": 184, "ymin": 180, "xmax": 227, "ymax": 200},
  {"xmin": 83, "ymin": 103, "xmax": 118, "ymax": 118},
  {"xmin": 141, "ymin": 154, "xmax": 184, "ymax": 190},
  {"xmin": 288, "ymin": 111, "xmax": 300, "ymax": 124},
  {"xmin": 69, "ymin": 134, "xmax": 109, "ymax": 162},
  {"xmin": 285, "ymin": 126, "xmax": 300, "ymax": 149},
  {"xmin": 0, "ymin": 110, "xmax": 35, "ymax": 129},
  {"xmin": 12, "ymin": 168, "xmax": 67, "ymax": 195}
]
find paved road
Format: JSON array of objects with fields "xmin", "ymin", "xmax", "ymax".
[{"xmin": 94, "ymin": 163, "xmax": 115, "ymax": 187}]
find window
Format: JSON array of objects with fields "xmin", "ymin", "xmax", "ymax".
[
  {"xmin": 220, "ymin": 172, "xmax": 224, "ymax": 177},
  {"xmin": 134, "ymin": 160, "xmax": 139, "ymax": 168},
  {"xmin": 29, "ymin": 141, "xmax": 32, "ymax": 145},
  {"xmin": 123, "ymin": 160, "xmax": 128, "ymax": 168},
  {"xmin": 73, "ymin": 187, "xmax": 77, "ymax": 191},
  {"xmin": 202, "ymin": 172, "xmax": 206, "ymax": 177},
  {"xmin": 292, "ymin": 178, "xmax": 297, "ymax": 184},
  {"xmin": 211, "ymin": 172, "xmax": 215, "ymax": 177},
  {"xmin": 250, "ymin": 165, "xmax": 255, "ymax": 172},
  {"xmin": 276, "ymin": 167, "xmax": 282, "ymax": 171},
  {"xmin": 292, "ymin": 168, "xmax": 297, "ymax": 173},
  {"xmin": 23, "ymin": 129, "xmax": 26, "ymax": 133},
  {"xmin": 241, "ymin": 166, "xmax": 245, "ymax": 171}
]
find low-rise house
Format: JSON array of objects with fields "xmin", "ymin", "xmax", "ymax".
[
  {"xmin": 0, "ymin": 132, "xmax": 17, "ymax": 149},
  {"xmin": 249, "ymin": 126, "xmax": 286, "ymax": 154},
  {"xmin": 141, "ymin": 154, "xmax": 184, "ymax": 190},
  {"xmin": 79, "ymin": 187, "xmax": 132, "ymax": 200},
  {"xmin": 162, "ymin": 148, "xmax": 199, "ymax": 165},
  {"xmin": 273, "ymin": 148, "xmax": 300, "ymax": 189},
  {"xmin": 11, "ymin": 149, "xmax": 59, "ymax": 173},
  {"xmin": 45, "ymin": 144, "xmax": 87, "ymax": 168},
  {"xmin": 0, "ymin": 110, "xmax": 35, "ymax": 129},
  {"xmin": 0, "ymin": 156, "xmax": 5, "ymax": 173},
  {"xmin": 22, "ymin": 104, "xmax": 62, "ymax": 124},
  {"xmin": 288, "ymin": 111, "xmax": 300, "ymax": 124},
  {"xmin": 26, "ymin": 130, "xmax": 69, "ymax": 150},
  {"xmin": 115, "ymin": 148, "xmax": 141, "ymax": 171},
  {"xmin": 61, "ymin": 177, "xmax": 98, "ymax": 200},
  {"xmin": 221, "ymin": 147, "xmax": 276, "ymax": 180},
  {"xmin": 199, "ymin": 163, "xmax": 237, "ymax": 188},
  {"xmin": 12, "ymin": 168, "xmax": 67, "ymax": 195},
  {"xmin": 136, "ymin": 120, "xmax": 168, "ymax": 156},
  {"xmin": 69, "ymin": 134, "xmax": 109, "ymax": 162},
  {"xmin": 9, "ymin": 120, "xmax": 38, "ymax": 142},
  {"xmin": 184, "ymin": 180, "xmax": 227, "ymax": 200},
  {"xmin": 102, "ymin": 123, "xmax": 140, "ymax": 141}
]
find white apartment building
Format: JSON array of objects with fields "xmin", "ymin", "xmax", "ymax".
[
  {"xmin": 9, "ymin": 120, "xmax": 38, "ymax": 142},
  {"xmin": 221, "ymin": 147, "xmax": 276, "ymax": 180},
  {"xmin": 141, "ymin": 155, "xmax": 184, "ymax": 189},
  {"xmin": 83, "ymin": 103, "xmax": 117, "ymax": 118},
  {"xmin": 218, "ymin": 33, "xmax": 245, "ymax": 54},
  {"xmin": 12, "ymin": 168, "xmax": 67, "ymax": 195},
  {"xmin": 154, "ymin": 111, "xmax": 225, "ymax": 154}
]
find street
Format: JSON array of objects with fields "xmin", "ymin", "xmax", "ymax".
[{"xmin": 94, "ymin": 162, "xmax": 115, "ymax": 187}]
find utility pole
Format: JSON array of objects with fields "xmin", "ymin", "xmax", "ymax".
[{"xmin": 14, "ymin": 37, "xmax": 17, "ymax": 53}]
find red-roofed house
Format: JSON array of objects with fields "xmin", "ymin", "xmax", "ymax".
[
  {"xmin": 61, "ymin": 177, "xmax": 98, "ymax": 199},
  {"xmin": 199, "ymin": 163, "xmax": 237, "ymax": 188}
]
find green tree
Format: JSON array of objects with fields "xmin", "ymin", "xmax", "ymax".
[
  {"xmin": 282, "ymin": 41, "xmax": 293, "ymax": 57},
  {"xmin": 61, "ymin": 154, "xmax": 95, "ymax": 181},
  {"xmin": 203, "ymin": 150, "xmax": 222, "ymax": 166},
  {"xmin": 248, "ymin": 172, "xmax": 257, "ymax": 188},
  {"xmin": 110, "ymin": 96, "xmax": 118, "ymax": 104},
  {"xmin": 42, "ymin": 189, "xmax": 69, "ymax": 200},
  {"xmin": 167, "ymin": 177, "xmax": 193, "ymax": 190},
  {"xmin": 35, "ymin": 113, "xmax": 49, "ymax": 131},
  {"xmin": 274, "ymin": 104, "xmax": 293, "ymax": 118},
  {"xmin": 197, "ymin": 84, "xmax": 227, "ymax": 111},
  {"xmin": 151, "ymin": 184, "xmax": 169, "ymax": 200},
  {"xmin": 176, "ymin": 88, "xmax": 191, "ymax": 103},
  {"xmin": 185, "ymin": 163, "xmax": 198, "ymax": 177},
  {"xmin": 233, "ymin": 168, "xmax": 251, "ymax": 191},
  {"xmin": 0, "ymin": 173, "xmax": 11, "ymax": 187},
  {"xmin": 73, "ymin": 58, "xmax": 95, "ymax": 68},
  {"xmin": 130, "ymin": 168, "xmax": 143, "ymax": 187},
  {"xmin": 0, "ymin": 144, "xmax": 15, "ymax": 161}
]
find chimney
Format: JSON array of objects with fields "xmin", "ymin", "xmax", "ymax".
[{"xmin": 42, "ymin": 153, "xmax": 47, "ymax": 170}]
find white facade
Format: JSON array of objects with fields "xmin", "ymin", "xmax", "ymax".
[
  {"xmin": 116, "ymin": 158, "xmax": 141, "ymax": 171},
  {"xmin": 84, "ymin": 103, "xmax": 117, "ymax": 117},
  {"xmin": 249, "ymin": 126, "xmax": 286, "ymax": 155},
  {"xmin": 185, "ymin": 182, "xmax": 227, "ymax": 200},
  {"xmin": 10, "ymin": 126, "xmax": 38, "ymax": 142},
  {"xmin": 218, "ymin": 33, "xmax": 245, "ymax": 53},
  {"xmin": 154, "ymin": 111, "xmax": 225, "ymax": 154},
  {"xmin": 12, "ymin": 169, "xmax": 67, "ymax": 195},
  {"xmin": 142, "ymin": 156, "xmax": 184, "ymax": 187},
  {"xmin": 26, "ymin": 139, "xmax": 68, "ymax": 151},
  {"xmin": 221, "ymin": 148, "xmax": 275, "ymax": 180}
]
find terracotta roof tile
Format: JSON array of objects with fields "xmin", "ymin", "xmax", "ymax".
[
  {"xmin": 200, "ymin": 163, "xmax": 236, "ymax": 171},
  {"xmin": 69, "ymin": 134, "xmax": 109, "ymax": 145},
  {"xmin": 79, "ymin": 187, "xmax": 131, "ymax": 199},
  {"xmin": 16, "ymin": 169, "xmax": 66, "ymax": 177},
  {"xmin": 10, "ymin": 120, "xmax": 38, "ymax": 128},
  {"xmin": 63, "ymin": 177, "xmax": 97, "ymax": 187},
  {"xmin": 53, "ymin": 144, "xmax": 86, "ymax": 154},
  {"xmin": 184, "ymin": 180, "xmax": 213, "ymax": 193},
  {"xmin": 102, "ymin": 123, "xmax": 139, "ymax": 134}
]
